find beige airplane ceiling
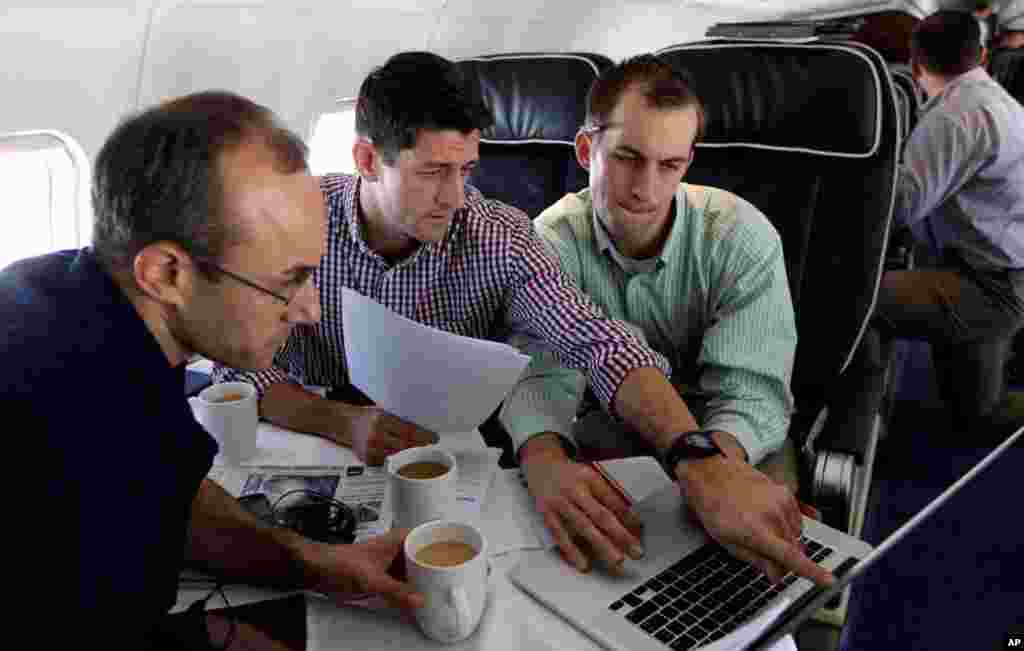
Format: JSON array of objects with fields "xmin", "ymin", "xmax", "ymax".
[
  {"xmin": 0, "ymin": 0, "xmax": 1004, "ymax": 161},
  {"xmin": 0, "ymin": 0, "xmax": 781, "ymax": 161}
]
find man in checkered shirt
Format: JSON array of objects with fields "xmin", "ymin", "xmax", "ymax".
[{"xmin": 216, "ymin": 51, "xmax": 831, "ymax": 588}]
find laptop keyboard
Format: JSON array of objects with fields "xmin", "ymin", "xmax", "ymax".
[{"xmin": 607, "ymin": 535, "xmax": 835, "ymax": 650}]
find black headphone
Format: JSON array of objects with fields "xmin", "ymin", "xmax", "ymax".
[{"xmin": 270, "ymin": 489, "xmax": 358, "ymax": 544}]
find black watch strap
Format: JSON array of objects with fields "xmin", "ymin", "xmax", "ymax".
[{"xmin": 660, "ymin": 430, "xmax": 724, "ymax": 476}]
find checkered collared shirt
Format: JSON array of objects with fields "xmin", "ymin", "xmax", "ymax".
[{"xmin": 215, "ymin": 173, "xmax": 669, "ymax": 419}]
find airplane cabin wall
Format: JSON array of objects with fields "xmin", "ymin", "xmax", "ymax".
[
  {"xmin": 1, "ymin": 5, "xmax": 150, "ymax": 163},
  {"xmin": 2, "ymin": 0, "xmax": 761, "ymax": 163}
]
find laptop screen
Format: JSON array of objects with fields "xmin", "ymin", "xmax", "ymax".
[{"xmin": 751, "ymin": 424, "xmax": 1023, "ymax": 649}]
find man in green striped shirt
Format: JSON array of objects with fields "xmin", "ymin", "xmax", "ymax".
[{"xmin": 507, "ymin": 55, "xmax": 808, "ymax": 584}]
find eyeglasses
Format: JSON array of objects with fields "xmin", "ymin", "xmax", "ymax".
[
  {"xmin": 579, "ymin": 122, "xmax": 621, "ymax": 137},
  {"xmin": 193, "ymin": 258, "xmax": 316, "ymax": 307}
]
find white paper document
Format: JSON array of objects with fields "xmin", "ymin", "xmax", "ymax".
[{"xmin": 341, "ymin": 287, "xmax": 531, "ymax": 434}]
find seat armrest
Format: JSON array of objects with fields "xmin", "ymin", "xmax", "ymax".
[{"xmin": 809, "ymin": 327, "xmax": 893, "ymax": 460}]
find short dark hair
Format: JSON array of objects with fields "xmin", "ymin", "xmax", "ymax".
[
  {"xmin": 355, "ymin": 51, "xmax": 493, "ymax": 165},
  {"xmin": 91, "ymin": 90, "xmax": 308, "ymax": 271},
  {"xmin": 911, "ymin": 10, "xmax": 984, "ymax": 78},
  {"xmin": 585, "ymin": 54, "xmax": 705, "ymax": 142}
]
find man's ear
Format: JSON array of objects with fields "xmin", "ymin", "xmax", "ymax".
[
  {"xmin": 575, "ymin": 130, "xmax": 593, "ymax": 171},
  {"xmin": 132, "ymin": 242, "xmax": 190, "ymax": 308},
  {"xmin": 352, "ymin": 137, "xmax": 380, "ymax": 181}
]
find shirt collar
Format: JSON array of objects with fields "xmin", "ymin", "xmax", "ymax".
[
  {"xmin": 592, "ymin": 193, "xmax": 681, "ymax": 274},
  {"xmin": 74, "ymin": 248, "xmax": 183, "ymax": 385},
  {"xmin": 346, "ymin": 176, "xmax": 453, "ymax": 267},
  {"xmin": 921, "ymin": 66, "xmax": 992, "ymax": 114}
]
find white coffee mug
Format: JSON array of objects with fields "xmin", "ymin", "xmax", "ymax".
[
  {"xmin": 386, "ymin": 446, "xmax": 457, "ymax": 530},
  {"xmin": 188, "ymin": 381, "xmax": 259, "ymax": 464},
  {"xmin": 404, "ymin": 520, "xmax": 489, "ymax": 644}
]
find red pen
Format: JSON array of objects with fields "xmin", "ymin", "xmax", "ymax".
[{"xmin": 588, "ymin": 460, "xmax": 634, "ymax": 507}]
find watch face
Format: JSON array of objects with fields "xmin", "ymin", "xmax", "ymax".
[
  {"xmin": 663, "ymin": 432, "xmax": 723, "ymax": 474},
  {"xmin": 685, "ymin": 433, "xmax": 718, "ymax": 450}
]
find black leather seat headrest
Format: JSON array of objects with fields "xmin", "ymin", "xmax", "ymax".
[
  {"xmin": 990, "ymin": 48, "xmax": 1024, "ymax": 104},
  {"xmin": 658, "ymin": 40, "xmax": 887, "ymax": 158},
  {"xmin": 456, "ymin": 53, "xmax": 613, "ymax": 144}
]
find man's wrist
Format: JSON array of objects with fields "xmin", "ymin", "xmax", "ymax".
[
  {"xmin": 708, "ymin": 430, "xmax": 747, "ymax": 462},
  {"xmin": 667, "ymin": 431, "xmax": 747, "ymax": 481},
  {"xmin": 673, "ymin": 453, "xmax": 728, "ymax": 483},
  {"xmin": 518, "ymin": 432, "xmax": 570, "ymax": 466},
  {"xmin": 327, "ymin": 400, "xmax": 359, "ymax": 447},
  {"xmin": 271, "ymin": 526, "xmax": 318, "ymax": 590}
]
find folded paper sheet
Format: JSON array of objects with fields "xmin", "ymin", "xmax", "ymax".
[{"xmin": 342, "ymin": 287, "xmax": 531, "ymax": 434}]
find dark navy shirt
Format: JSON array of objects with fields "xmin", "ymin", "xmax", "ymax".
[{"xmin": 1, "ymin": 248, "xmax": 217, "ymax": 648}]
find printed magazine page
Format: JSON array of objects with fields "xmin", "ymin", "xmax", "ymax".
[{"xmin": 207, "ymin": 447, "xmax": 501, "ymax": 543}]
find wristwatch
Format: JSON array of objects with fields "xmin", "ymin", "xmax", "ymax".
[{"xmin": 660, "ymin": 430, "xmax": 725, "ymax": 476}]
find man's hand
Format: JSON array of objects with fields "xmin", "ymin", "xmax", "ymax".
[
  {"xmin": 676, "ymin": 455, "xmax": 834, "ymax": 587},
  {"xmin": 302, "ymin": 527, "xmax": 425, "ymax": 611},
  {"xmin": 344, "ymin": 406, "xmax": 438, "ymax": 465},
  {"xmin": 521, "ymin": 438, "xmax": 645, "ymax": 573}
]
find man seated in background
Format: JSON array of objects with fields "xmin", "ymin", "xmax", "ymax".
[
  {"xmin": 994, "ymin": 3, "xmax": 1024, "ymax": 50},
  {"xmin": 996, "ymin": 27, "xmax": 1024, "ymax": 50},
  {"xmin": 512, "ymin": 52, "xmax": 802, "ymax": 562},
  {"xmin": 973, "ymin": 1, "xmax": 997, "ymax": 53},
  {"xmin": 876, "ymin": 10, "xmax": 1024, "ymax": 432},
  {"xmin": 1, "ymin": 91, "xmax": 425, "ymax": 649},
  {"xmin": 215, "ymin": 51, "xmax": 831, "ymax": 587}
]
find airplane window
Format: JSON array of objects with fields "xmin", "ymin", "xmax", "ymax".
[
  {"xmin": 0, "ymin": 130, "xmax": 90, "ymax": 270},
  {"xmin": 308, "ymin": 98, "xmax": 357, "ymax": 175}
]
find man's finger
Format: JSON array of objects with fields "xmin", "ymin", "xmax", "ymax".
[
  {"xmin": 398, "ymin": 426, "xmax": 437, "ymax": 447},
  {"xmin": 783, "ymin": 495, "xmax": 804, "ymax": 543},
  {"xmin": 772, "ymin": 499, "xmax": 802, "ymax": 548},
  {"xmin": 384, "ymin": 414, "xmax": 438, "ymax": 446},
  {"xmin": 378, "ymin": 433, "xmax": 409, "ymax": 454},
  {"xmin": 746, "ymin": 527, "xmax": 835, "ymax": 587},
  {"xmin": 583, "ymin": 465, "xmax": 644, "ymax": 537},
  {"xmin": 557, "ymin": 497, "xmax": 627, "ymax": 571},
  {"xmin": 798, "ymin": 500, "xmax": 821, "ymax": 521},
  {"xmin": 586, "ymin": 471, "xmax": 636, "ymax": 521},
  {"xmin": 368, "ymin": 573, "xmax": 425, "ymax": 610},
  {"xmin": 577, "ymin": 482, "xmax": 644, "ymax": 560},
  {"xmin": 723, "ymin": 543, "xmax": 787, "ymax": 584},
  {"xmin": 543, "ymin": 508, "xmax": 590, "ymax": 573}
]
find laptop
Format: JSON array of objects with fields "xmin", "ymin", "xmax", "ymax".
[{"xmin": 509, "ymin": 425, "xmax": 1023, "ymax": 651}]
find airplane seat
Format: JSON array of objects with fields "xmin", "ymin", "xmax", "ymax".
[
  {"xmin": 989, "ymin": 48, "xmax": 1024, "ymax": 384},
  {"xmin": 454, "ymin": 53, "xmax": 613, "ymax": 219},
  {"xmin": 656, "ymin": 39, "xmax": 902, "ymax": 647},
  {"xmin": 453, "ymin": 52, "xmax": 612, "ymax": 467},
  {"xmin": 989, "ymin": 47, "xmax": 1024, "ymax": 104},
  {"xmin": 890, "ymin": 78, "xmax": 911, "ymax": 143},
  {"xmin": 887, "ymin": 63, "xmax": 923, "ymax": 139},
  {"xmin": 991, "ymin": 46, "xmax": 1024, "ymax": 101},
  {"xmin": 886, "ymin": 64, "xmax": 924, "ymax": 273}
]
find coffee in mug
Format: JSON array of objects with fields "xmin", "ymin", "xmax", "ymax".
[
  {"xmin": 213, "ymin": 392, "xmax": 245, "ymax": 403},
  {"xmin": 405, "ymin": 520, "xmax": 489, "ymax": 643},
  {"xmin": 415, "ymin": 540, "xmax": 477, "ymax": 567},
  {"xmin": 189, "ymin": 381, "xmax": 259, "ymax": 463},
  {"xmin": 397, "ymin": 461, "xmax": 450, "ymax": 480},
  {"xmin": 386, "ymin": 447, "xmax": 458, "ymax": 530}
]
